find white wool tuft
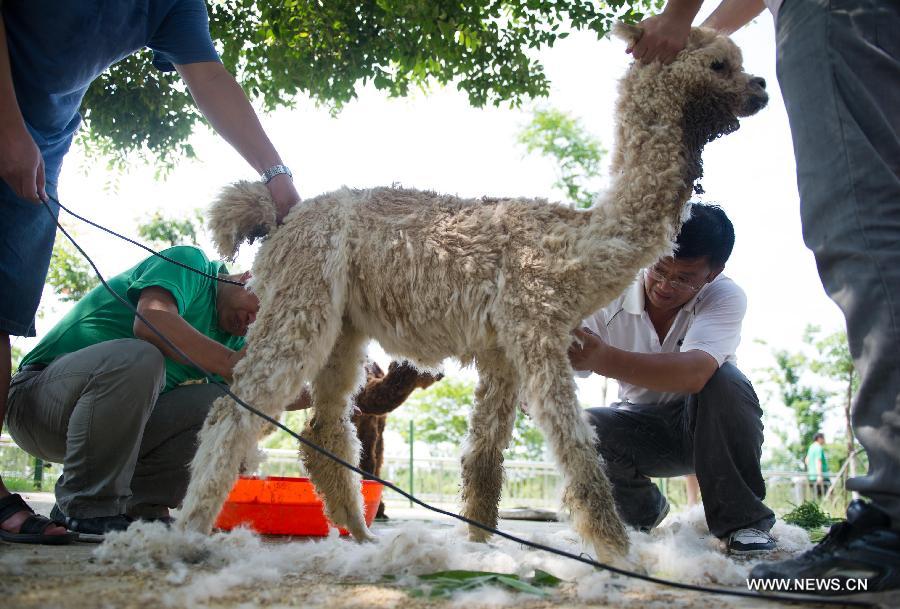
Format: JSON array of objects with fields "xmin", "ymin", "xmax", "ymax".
[
  {"xmin": 627, "ymin": 505, "xmax": 748, "ymax": 585},
  {"xmin": 92, "ymin": 509, "xmax": 813, "ymax": 605},
  {"xmin": 94, "ymin": 520, "xmax": 261, "ymax": 571},
  {"xmin": 576, "ymin": 571, "xmax": 640, "ymax": 604},
  {"xmin": 449, "ymin": 586, "xmax": 519, "ymax": 607},
  {"xmin": 771, "ymin": 518, "xmax": 816, "ymax": 552}
]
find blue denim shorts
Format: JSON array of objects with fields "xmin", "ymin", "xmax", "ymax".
[{"xmin": 0, "ymin": 179, "xmax": 60, "ymax": 337}]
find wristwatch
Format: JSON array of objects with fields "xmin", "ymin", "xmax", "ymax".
[{"xmin": 261, "ymin": 164, "xmax": 292, "ymax": 183}]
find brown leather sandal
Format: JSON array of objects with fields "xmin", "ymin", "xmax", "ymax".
[{"xmin": 0, "ymin": 493, "xmax": 74, "ymax": 545}]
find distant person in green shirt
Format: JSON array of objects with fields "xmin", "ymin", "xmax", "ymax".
[
  {"xmin": 4, "ymin": 246, "xmax": 261, "ymax": 540},
  {"xmin": 805, "ymin": 432, "xmax": 829, "ymax": 500}
]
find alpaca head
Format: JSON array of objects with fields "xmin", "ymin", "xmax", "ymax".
[{"xmin": 613, "ymin": 23, "xmax": 768, "ymax": 190}]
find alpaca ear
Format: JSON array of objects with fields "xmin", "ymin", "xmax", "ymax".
[{"xmin": 612, "ymin": 22, "xmax": 642, "ymax": 46}]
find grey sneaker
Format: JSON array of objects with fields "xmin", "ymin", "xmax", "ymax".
[{"xmin": 727, "ymin": 527, "xmax": 777, "ymax": 555}]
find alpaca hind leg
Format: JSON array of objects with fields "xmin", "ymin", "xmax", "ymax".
[
  {"xmin": 178, "ymin": 371, "xmax": 304, "ymax": 534},
  {"xmin": 461, "ymin": 351, "xmax": 518, "ymax": 542},
  {"xmin": 178, "ymin": 291, "xmax": 343, "ymax": 533},
  {"xmin": 302, "ymin": 323, "xmax": 373, "ymax": 541},
  {"xmin": 514, "ymin": 347, "xmax": 629, "ymax": 561}
]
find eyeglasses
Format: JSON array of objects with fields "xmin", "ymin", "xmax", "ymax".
[{"xmin": 646, "ymin": 265, "xmax": 706, "ymax": 292}]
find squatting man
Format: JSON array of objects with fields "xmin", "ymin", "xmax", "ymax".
[
  {"xmin": 3, "ymin": 246, "xmax": 291, "ymax": 540},
  {"xmin": 569, "ymin": 202, "xmax": 777, "ymax": 554}
]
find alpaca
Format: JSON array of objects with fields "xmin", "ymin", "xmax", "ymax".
[
  {"xmin": 352, "ymin": 360, "xmax": 442, "ymax": 518},
  {"xmin": 178, "ymin": 24, "xmax": 767, "ymax": 562}
]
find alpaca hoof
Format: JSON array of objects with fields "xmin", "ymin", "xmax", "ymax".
[
  {"xmin": 467, "ymin": 525, "xmax": 492, "ymax": 544},
  {"xmin": 594, "ymin": 549, "xmax": 641, "ymax": 575},
  {"xmin": 349, "ymin": 526, "xmax": 376, "ymax": 543},
  {"xmin": 592, "ymin": 543, "xmax": 632, "ymax": 569}
]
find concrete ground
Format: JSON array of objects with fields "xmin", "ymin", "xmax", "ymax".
[{"xmin": 0, "ymin": 492, "xmax": 864, "ymax": 609}]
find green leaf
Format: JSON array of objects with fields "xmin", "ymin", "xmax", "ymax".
[
  {"xmin": 419, "ymin": 570, "xmax": 505, "ymax": 581},
  {"xmin": 494, "ymin": 575, "xmax": 549, "ymax": 596},
  {"xmin": 531, "ymin": 569, "xmax": 564, "ymax": 587},
  {"xmin": 406, "ymin": 569, "xmax": 563, "ymax": 598}
]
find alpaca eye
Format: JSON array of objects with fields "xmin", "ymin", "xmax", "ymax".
[{"xmin": 711, "ymin": 60, "xmax": 727, "ymax": 72}]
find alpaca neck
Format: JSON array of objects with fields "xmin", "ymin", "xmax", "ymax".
[{"xmin": 578, "ymin": 102, "xmax": 695, "ymax": 313}]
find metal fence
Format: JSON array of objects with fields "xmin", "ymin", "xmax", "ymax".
[{"xmin": 1, "ymin": 435, "xmax": 825, "ymax": 513}]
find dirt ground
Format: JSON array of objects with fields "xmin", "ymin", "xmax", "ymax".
[{"xmin": 0, "ymin": 493, "xmax": 863, "ymax": 609}]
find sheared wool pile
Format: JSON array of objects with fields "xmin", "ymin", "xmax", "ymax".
[{"xmin": 93, "ymin": 506, "xmax": 811, "ymax": 607}]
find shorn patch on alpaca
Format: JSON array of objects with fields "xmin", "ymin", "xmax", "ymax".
[{"xmin": 178, "ymin": 24, "xmax": 767, "ymax": 565}]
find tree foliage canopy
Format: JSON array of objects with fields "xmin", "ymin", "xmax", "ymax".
[
  {"xmin": 759, "ymin": 325, "xmax": 859, "ymax": 471},
  {"xmin": 45, "ymin": 211, "xmax": 206, "ymax": 307},
  {"xmin": 136, "ymin": 209, "xmax": 205, "ymax": 249},
  {"xmin": 45, "ymin": 232, "xmax": 100, "ymax": 303},
  {"xmin": 389, "ymin": 377, "xmax": 546, "ymax": 460},
  {"xmin": 10, "ymin": 345, "xmax": 24, "ymax": 371},
  {"xmin": 518, "ymin": 107, "xmax": 605, "ymax": 208},
  {"xmin": 79, "ymin": 1, "xmax": 660, "ymax": 169}
]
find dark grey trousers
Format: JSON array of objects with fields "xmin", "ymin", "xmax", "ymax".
[
  {"xmin": 777, "ymin": 0, "xmax": 900, "ymax": 529},
  {"xmin": 6, "ymin": 339, "xmax": 221, "ymax": 518},
  {"xmin": 585, "ymin": 363, "xmax": 775, "ymax": 539}
]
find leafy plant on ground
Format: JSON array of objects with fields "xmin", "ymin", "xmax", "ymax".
[
  {"xmin": 783, "ymin": 501, "xmax": 841, "ymax": 530},
  {"xmin": 397, "ymin": 569, "xmax": 563, "ymax": 598}
]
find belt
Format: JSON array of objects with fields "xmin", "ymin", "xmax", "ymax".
[{"xmin": 19, "ymin": 363, "xmax": 47, "ymax": 373}]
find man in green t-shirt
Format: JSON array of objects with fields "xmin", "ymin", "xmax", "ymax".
[
  {"xmin": 805, "ymin": 432, "xmax": 829, "ymax": 500},
  {"xmin": 5, "ymin": 245, "xmax": 261, "ymax": 540}
]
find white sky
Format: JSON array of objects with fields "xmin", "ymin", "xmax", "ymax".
[{"xmin": 14, "ymin": 10, "xmax": 847, "ymax": 446}]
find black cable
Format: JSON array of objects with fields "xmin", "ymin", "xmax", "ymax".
[
  {"xmin": 49, "ymin": 195, "xmax": 245, "ymax": 286},
  {"xmin": 41, "ymin": 199, "xmax": 873, "ymax": 608}
]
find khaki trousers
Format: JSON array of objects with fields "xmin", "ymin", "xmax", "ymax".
[{"xmin": 7, "ymin": 339, "xmax": 221, "ymax": 518}]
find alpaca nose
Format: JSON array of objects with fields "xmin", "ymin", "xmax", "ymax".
[{"xmin": 751, "ymin": 76, "xmax": 766, "ymax": 90}]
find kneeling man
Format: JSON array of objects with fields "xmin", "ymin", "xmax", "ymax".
[
  {"xmin": 570, "ymin": 203, "xmax": 776, "ymax": 554},
  {"xmin": 6, "ymin": 246, "xmax": 258, "ymax": 539}
]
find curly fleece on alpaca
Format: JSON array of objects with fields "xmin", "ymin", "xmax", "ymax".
[{"xmin": 177, "ymin": 24, "xmax": 767, "ymax": 565}]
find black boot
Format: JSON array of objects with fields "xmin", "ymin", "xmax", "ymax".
[{"xmin": 749, "ymin": 500, "xmax": 900, "ymax": 602}]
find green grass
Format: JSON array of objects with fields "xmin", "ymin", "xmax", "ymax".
[
  {"xmin": 783, "ymin": 501, "xmax": 841, "ymax": 530},
  {"xmin": 2, "ymin": 476, "xmax": 46, "ymax": 493}
]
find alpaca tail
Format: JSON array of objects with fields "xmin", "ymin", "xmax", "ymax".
[{"xmin": 208, "ymin": 180, "xmax": 279, "ymax": 260}]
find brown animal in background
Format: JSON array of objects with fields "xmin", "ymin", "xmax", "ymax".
[{"xmin": 352, "ymin": 361, "xmax": 442, "ymax": 519}]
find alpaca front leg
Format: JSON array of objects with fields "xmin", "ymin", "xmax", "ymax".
[
  {"xmin": 518, "ymin": 352, "xmax": 629, "ymax": 562},
  {"xmin": 303, "ymin": 327, "xmax": 373, "ymax": 541},
  {"xmin": 461, "ymin": 353, "xmax": 518, "ymax": 542}
]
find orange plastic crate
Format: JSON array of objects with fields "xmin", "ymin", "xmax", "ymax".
[{"xmin": 214, "ymin": 475, "xmax": 383, "ymax": 536}]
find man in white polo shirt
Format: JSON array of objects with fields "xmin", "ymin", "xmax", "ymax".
[
  {"xmin": 627, "ymin": 0, "xmax": 900, "ymax": 598},
  {"xmin": 569, "ymin": 203, "xmax": 776, "ymax": 554}
]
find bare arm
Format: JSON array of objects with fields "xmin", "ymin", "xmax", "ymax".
[
  {"xmin": 133, "ymin": 286, "xmax": 242, "ymax": 380},
  {"xmin": 630, "ymin": 0, "xmax": 704, "ymax": 64},
  {"xmin": 629, "ymin": 0, "xmax": 766, "ymax": 64},
  {"xmin": 0, "ymin": 16, "xmax": 45, "ymax": 202},
  {"xmin": 701, "ymin": 0, "xmax": 766, "ymax": 34},
  {"xmin": 175, "ymin": 61, "xmax": 299, "ymax": 222},
  {"xmin": 569, "ymin": 327, "xmax": 719, "ymax": 394}
]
